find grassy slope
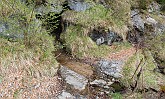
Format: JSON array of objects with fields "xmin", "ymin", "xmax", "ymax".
[
  {"xmin": 0, "ymin": 0, "xmax": 59, "ymax": 98},
  {"xmin": 62, "ymin": 1, "xmax": 132, "ymax": 59}
]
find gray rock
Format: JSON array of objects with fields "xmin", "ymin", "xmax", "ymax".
[
  {"xmin": 148, "ymin": 2, "xmax": 160, "ymax": 13},
  {"xmin": 57, "ymin": 90, "xmax": 87, "ymax": 99},
  {"xmin": 131, "ymin": 9, "xmax": 140, "ymax": 18},
  {"xmin": 68, "ymin": 0, "xmax": 91, "ymax": 11},
  {"xmin": 0, "ymin": 22, "xmax": 8, "ymax": 33},
  {"xmin": 131, "ymin": 9, "xmax": 144, "ymax": 32},
  {"xmin": 35, "ymin": 4, "xmax": 63, "ymax": 15},
  {"xmin": 146, "ymin": 17, "xmax": 158, "ymax": 25},
  {"xmin": 0, "ymin": 22, "xmax": 20, "ymax": 41},
  {"xmin": 57, "ymin": 90, "xmax": 75, "ymax": 99},
  {"xmin": 145, "ymin": 16, "xmax": 165, "ymax": 34},
  {"xmin": 90, "ymin": 79, "xmax": 107, "ymax": 87},
  {"xmin": 59, "ymin": 66, "xmax": 88, "ymax": 91},
  {"xmin": 156, "ymin": 23, "xmax": 165, "ymax": 34},
  {"xmin": 96, "ymin": 37, "xmax": 104, "ymax": 45},
  {"xmin": 107, "ymin": 31, "xmax": 116, "ymax": 46},
  {"xmin": 96, "ymin": 60, "xmax": 123, "ymax": 78}
]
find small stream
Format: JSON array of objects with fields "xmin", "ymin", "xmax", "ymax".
[{"xmin": 54, "ymin": 50, "xmax": 126, "ymax": 99}]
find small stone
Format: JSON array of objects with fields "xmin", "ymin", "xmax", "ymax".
[
  {"xmin": 146, "ymin": 17, "xmax": 158, "ymax": 25},
  {"xmin": 107, "ymin": 81, "xmax": 114, "ymax": 86},
  {"xmin": 34, "ymin": 83, "xmax": 40, "ymax": 89},
  {"xmin": 90, "ymin": 79, "xmax": 107, "ymax": 87},
  {"xmin": 103, "ymin": 86, "xmax": 109, "ymax": 89},
  {"xmin": 57, "ymin": 90, "xmax": 75, "ymax": 99}
]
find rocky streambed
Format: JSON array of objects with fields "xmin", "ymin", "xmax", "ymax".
[
  {"xmin": 54, "ymin": 47, "xmax": 165, "ymax": 99},
  {"xmin": 54, "ymin": 50, "xmax": 127, "ymax": 98}
]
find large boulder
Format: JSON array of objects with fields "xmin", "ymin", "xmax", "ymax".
[
  {"xmin": 59, "ymin": 66, "xmax": 88, "ymax": 92},
  {"xmin": 95, "ymin": 60, "xmax": 123, "ymax": 79}
]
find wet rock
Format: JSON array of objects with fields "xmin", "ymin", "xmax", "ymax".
[
  {"xmin": 68, "ymin": 0, "xmax": 91, "ymax": 11},
  {"xmin": 59, "ymin": 66, "xmax": 88, "ymax": 91},
  {"xmin": 131, "ymin": 9, "xmax": 144, "ymax": 32},
  {"xmin": 96, "ymin": 60, "xmax": 123, "ymax": 79}
]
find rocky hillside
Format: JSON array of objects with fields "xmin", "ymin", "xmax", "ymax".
[{"xmin": 0, "ymin": 0, "xmax": 165, "ymax": 99}]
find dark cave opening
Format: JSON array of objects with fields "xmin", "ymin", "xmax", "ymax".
[{"xmin": 89, "ymin": 28, "xmax": 123, "ymax": 46}]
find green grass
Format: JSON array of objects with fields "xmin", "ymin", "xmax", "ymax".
[
  {"xmin": 0, "ymin": 36, "xmax": 58, "ymax": 77},
  {"xmin": 63, "ymin": 3, "xmax": 126, "ymax": 29},
  {"xmin": 121, "ymin": 49, "xmax": 165, "ymax": 91},
  {"xmin": 111, "ymin": 92, "xmax": 123, "ymax": 99},
  {"xmin": 0, "ymin": 0, "xmax": 59, "ymax": 78}
]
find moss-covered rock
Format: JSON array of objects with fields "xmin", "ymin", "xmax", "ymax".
[
  {"xmin": 62, "ymin": 3, "xmax": 129, "ymax": 39},
  {"xmin": 121, "ymin": 50, "xmax": 165, "ymax": 91},
  {"xmin": 62, "ymin": 25, "xmax": 132, "ymax": 59}
]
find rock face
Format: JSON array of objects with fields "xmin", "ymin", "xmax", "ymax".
[
  {"xmin": 95, "ymin": 60, "xmax": 123, "ymax": 79},
  {"xmin": 131, "ymin": 9, "xmax": 144, "ymax": 32},
  {"xmin": 59, "ymin": 66, "xmax": 88, "ymax": 91}
]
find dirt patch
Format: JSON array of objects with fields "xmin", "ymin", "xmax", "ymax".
[{"xmin": 55, "ymin": 51, "xmax": 93, "ymax": 78}]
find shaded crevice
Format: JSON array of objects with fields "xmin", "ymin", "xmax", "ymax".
[
  {"xmin": 35, "ymin": 1, "xmax": 71, "ymax": 44},
  {"xmin": 89, "ymin": 28, "xmax": 123, "ymax": 46},
  {"xmin": 126, "ymin": 27, "xmax": 144, "ymax": 45}
]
